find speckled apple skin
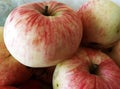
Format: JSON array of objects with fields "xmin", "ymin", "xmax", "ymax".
[
  {"xmin": 77, "ymin": 0, "xmax": 120, "ymax": 48},
  {"xmin": 4, "ymin": 1, "xmax": 82, "ymax": 67},
  {"xmin": 53, "ymin": 47, "xmax": 120, "ymax": 89}
]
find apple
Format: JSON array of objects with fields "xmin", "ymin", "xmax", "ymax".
[
  {"xmin": 0, "ymin": 27, "xmax": 10, "ymax": 62},
  {"xmin": 53, "ymin": 47, "xmax": 120, "ymax": 89},
  {"xmin": 0, "ymin": 27, "xmax": 32, "ymax": 86},
  {"xmin": 0, "ymin": 86, "xmax": 18, "ymax": 89},
  {"xmin": 55, "ymin": 0, "xmax": 120, "ymax": 11},
  {"xmin": 0, "ymin": 56, "xmax": 32, "ymax": 86},
  {"xmin": 77, "ymin": 0, "xmax": 120, "ymax": 48},
  {"xmin": 106, "ymin": 40, "xmax": 120, "ymax": 67},
  {"xmin": 4, "ymin": 1, "xmax": 82, "ymax": 67}
]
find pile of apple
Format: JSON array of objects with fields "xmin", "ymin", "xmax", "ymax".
[{"xmin": 0, "ymin": 0, "xmax": 120, "ymax": 89}]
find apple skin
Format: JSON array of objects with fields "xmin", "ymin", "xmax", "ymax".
[
  {"xmin": 53, "ymin": 47, "xmax": 120, "ymax": 89},
  {"xmin": 0, "ymin": 56, "xmax": 32, "ymax": 86},
  {"xmin": 0, "ymin": 86, "xmax": 18, "ymax": 89},
  {"xmin": 0, "ymin": 27, "xmax": 32, "ymax": 86},
  {"xmin": 77, "ymin": 0, "xmax": 120, "ymax": 48},
  {"xmin": 4, "ymin": 1, "xmax": 82, "ymax": 67},
  {"xmin": 107, "ymin": 40, "xmax": 120, "ymax": 67}
]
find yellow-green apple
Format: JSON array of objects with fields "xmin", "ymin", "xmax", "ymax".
[
  {"xmin": 0, "ymin": 86, "xmax": 18, "ymax": 89},
  {"xmin": 0, "ymin": 27, "xmax": 10, "ymax": 62},
  {"xmin": 0, "ymin": 56, "xmax": 32, "ymax": 86},
  {"xmin": 53, "ymin": 47, "xmax": 120, "ymax": 89},
  {"xmin": 77, "ymin": 0, "xmax": 120, "ymax": 48},
  {"xmin": 4, "ymin": 1, "xmax": 82, "ymax": 67},
  {"xmin": 107, "ymin": 40, "xmax": 120, "ymax": 67}
]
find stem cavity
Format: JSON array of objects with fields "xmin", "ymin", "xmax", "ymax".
[
  {"xmin": 43, "ymin": 6, "xmax": 49, "ymax": 16},
  {"xmin": 89, "ymin": 64, "xmax": 99, "ymax": 75}
]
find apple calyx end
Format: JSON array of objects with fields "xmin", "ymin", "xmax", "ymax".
[{"xmin": 89, "ymin": 64, "xmax": 99, "ymax": 75}]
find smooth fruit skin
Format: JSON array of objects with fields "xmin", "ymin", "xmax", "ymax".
[
  {"xmin": 0, "ymin": 56, "xmax": 32, "ymax": 86},
  {"xmin": 0, "ymin": 27, "xmax": 10, "ymax": 62},
  {"xmin": 107, "ymin": 40, "xmax": 120, "ymax": 67},
  {"xmin": 4, "ymin": 1, "xmax": 82, "ymax": 67},
  {"xmin": 53, "ymin": 47, "xmax": 120, "ymax": 89},
  {"xmin": 0, "ymin": 86, "xmax": 18, "ymax": 89},
  {"xmin": 0, "ymin": 27, "xmax": 32, "ymax": 86},
  {"xmin": 77, "ymin": 0, "xmax": 120, "ymax": 48}
]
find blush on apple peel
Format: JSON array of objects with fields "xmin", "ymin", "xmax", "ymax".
[
  {"xmin": 53, "ymin": 47, "xmax": 120, "ymax": 89},
  {"xmin": 4, "ymin": 1, "xmax": 82, "ymax": 67},
  {"xmin": 77, "ymin": 0, "xmax": 120, "ymax": 48}
]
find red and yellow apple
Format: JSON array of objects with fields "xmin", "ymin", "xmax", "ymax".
[
  {"xmin": 0, "ymin": 56, "xmax": 32, "ymax": 86},
  {"xmin": 2, "ymin": 0, "xmax": 120, "ymax": 88},
  {"xmin": 77, "ymin": 0, "xmax": 120, "ymax": 48},
  {"xmin": 107, "ymin": 40, "xmax": 120, "ymax": 67},
  {"xmin": 53, "ymin": 47, "xmax": 120, "ymax": 89},
  {"xmin": 4, "ymin": 1, "xmax": 82, "ymax": 67},
  {"xmin": 0, "ymin": 27, "xmax": 32, "ymax": 86}
]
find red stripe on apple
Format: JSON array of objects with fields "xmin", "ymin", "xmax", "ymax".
[{"xmin": 4, "ymin": 1, "xmax": 82, "ymax": 67}]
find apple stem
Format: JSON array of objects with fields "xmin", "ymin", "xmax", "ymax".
[
  {"xmin": 89, "ymin": 64, "xmax": 99, "ymax": 75},
  {"xmin": 43, "ymin": 6, "xmax": 49, "ymax": 16}
]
